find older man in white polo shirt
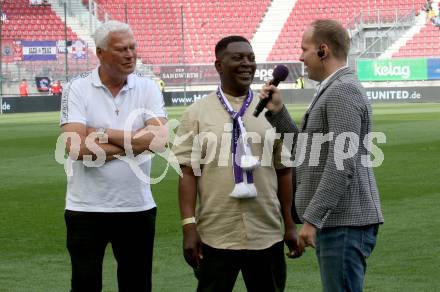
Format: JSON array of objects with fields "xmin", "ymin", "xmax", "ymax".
[{"xmin": 60, "ymin": 20, "xmax": 167, "ymax": 292}]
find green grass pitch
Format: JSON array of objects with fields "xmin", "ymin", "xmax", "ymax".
[{"xmin": 0, "ymin": 103, "xmax": 439, "ymax": 291}]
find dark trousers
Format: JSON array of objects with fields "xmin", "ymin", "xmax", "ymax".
[
  {"xmin": 65, "ymin": 208, "xmax": 156, "ymax": 292},
  {"xmin": 196, "ymin": 241, "xmax": 286, "ymax": 292}
]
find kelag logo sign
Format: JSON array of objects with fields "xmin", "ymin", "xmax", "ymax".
[{"xmin": 357, "ymin": 59, "xmax": 427, "ymax": 81}]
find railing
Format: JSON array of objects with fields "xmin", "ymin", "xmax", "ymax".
[
  {"xmin": 356, "ymin": 9, "xmax": 417, "ymax": 59},
  {"xmin": 358, "ymin": 8, "xmax": 416, "ymax": 28}
]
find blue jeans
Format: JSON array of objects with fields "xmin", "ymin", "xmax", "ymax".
[{"xmin": 316, "ymin": 225, "xmax": 379, "ymax": 292}]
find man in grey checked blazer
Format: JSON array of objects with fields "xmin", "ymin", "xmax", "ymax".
[{"xmin": 259, "ymin": 19, "xmax": 384, "ymax": 292}]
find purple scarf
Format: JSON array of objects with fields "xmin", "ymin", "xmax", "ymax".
[{"xmin": 216, "ymin": 86, "xmax": 258, "ymax": 198}]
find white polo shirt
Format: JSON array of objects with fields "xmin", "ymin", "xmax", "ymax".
[{"xmin": 60, "ymin": 67, "xmax": 167, "ymax": 212}]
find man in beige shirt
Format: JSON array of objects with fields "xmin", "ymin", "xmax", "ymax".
[{"xmin": 172, "ymin": 35, "xmax": 303, "ymax": 292}]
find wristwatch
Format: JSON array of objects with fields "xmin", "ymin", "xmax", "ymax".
[{"xmin": 96, "ymin": 127, "xmax": 107, "ymax": 142}]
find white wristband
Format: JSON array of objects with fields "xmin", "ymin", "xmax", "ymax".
[{"xmin": 181, "ymin": 217, "xmax": 196, "ymax": 226}]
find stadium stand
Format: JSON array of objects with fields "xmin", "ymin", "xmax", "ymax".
[
  {"xmin": 92, "ymin": 0, "xmax": 271, "ymax": 64},
  {"xmin": 1, "ymin": 0, "xmax": 440, "ymax": 95},
  {"xmin": 267, "ymin": 0, "xmax": 427, "ymax": 61},
  {"xmin": 392, "ymin": 21, "xmax": 440, "ymax": 57},
  {"xmin": 1, "ymin": 0, "xmax": 99, "ymax": 82},
  {"xmin": 2, "ymin": 0, "xmax": 77, "ymax": 41}
]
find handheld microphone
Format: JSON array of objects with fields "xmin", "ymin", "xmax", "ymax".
[{"xmin": 253, "ymin": 64, "xmax": 289, "ymax": 117}]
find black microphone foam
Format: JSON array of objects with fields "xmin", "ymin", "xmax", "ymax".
[{"xmin": 253, "ymin": 65, "xmax": 289, "ymax": 117}]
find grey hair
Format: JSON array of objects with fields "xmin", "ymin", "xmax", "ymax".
[{"xmin": 93, "ymin": 20, "xmax": 134, "ymax": 50}]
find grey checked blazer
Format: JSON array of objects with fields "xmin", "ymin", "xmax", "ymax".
[{"xmin": 266, "ymin": 67, "xmax": 384, "ymax": 228}]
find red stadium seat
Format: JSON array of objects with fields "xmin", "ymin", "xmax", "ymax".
[
  {"xmin": 268, "ymin": 0, "xmax": 426, "ymax": 61},
  {"xmin": 93, "ymin": 0, "xmax": 271, "ymax": 64}
]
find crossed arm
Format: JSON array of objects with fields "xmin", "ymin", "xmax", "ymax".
[{"xmin": 62, "ymin": 117, "xmax": 168, "ymax": 162}]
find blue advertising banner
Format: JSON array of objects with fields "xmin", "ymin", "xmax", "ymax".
[
  {"xmin": 427, "ymin": 58, "xmax": 440, "ymax": 80},
  {"xmin": 22, "ymin": 41, "xmax": 57, "ymax": 61}
]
